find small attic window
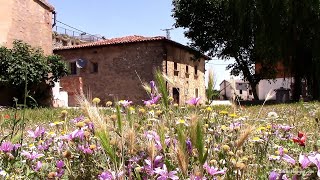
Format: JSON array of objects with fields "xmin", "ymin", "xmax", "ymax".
[
  {"xmin": 91, "ymin": 62, "xmax": 98, "ymax": 73},
  {"xmin": 70, "ymin": 62, "xmax": 77, "ymax": 75}
]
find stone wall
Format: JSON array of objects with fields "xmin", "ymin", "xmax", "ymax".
[
  {"xmin": 55, "ymin": 42, "xmax": 165, "ymax": 106},
  {"xmin": 55, "ymin": 41, "xmax": 207, "ymax": 106},
  {"xmin": 164, "ymin": 43, "xmax": 206, "ymax": 105},
  {"xmin": 0, "ymin": 0, "xmax": 54, "ymax": 55}
]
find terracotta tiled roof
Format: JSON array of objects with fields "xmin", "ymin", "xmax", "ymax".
[
  {"xmin": 53, "ymin": 35, "xmax": 210, "ymax": 59},
  {"xmin": 53, "ymin": 35, "xmax": 166, "ymax": 50}
]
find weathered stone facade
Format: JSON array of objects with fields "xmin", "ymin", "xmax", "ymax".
[
  {"xmin": 54, "ymin": 36, "xmax": 208, "ymax": 106},
  {"xmin": 0, "ymin": 0, "xmax": 54, "ymax": 55}
]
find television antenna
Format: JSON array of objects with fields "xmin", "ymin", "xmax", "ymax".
[{"xmin": 161, "ymin": 28, "xmax": 174, "ymax": 39}]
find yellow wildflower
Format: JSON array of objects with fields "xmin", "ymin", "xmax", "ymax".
[
  {"xmin": 138, "ymin": 108, "xmax": 146, "ymax": 114},
  {"xmin": 92, "ymin": 97, "xmax": 101, "ymax": 104},
  {"xmin": 219, "ymin": 110, "xmax": 228, "ymax": 115},
  {"xmin": 221, "ymin": 145, "xmax": 230, "ymax": 151},
  {"xmin": 106, "ymin": 101, "xmax": 113, "ymax": 107},
  {"xmin": 229, "ymin": 113, "xmax": 237, "ymax": 118},
  {"xmin": 61, "ymin": 110, "xmax": 68, "ymax": 116},
  {"xmin": 206, "ymin": 107, "xmax": 213, "ymax": 112},
  {"xmin": 221, "ymin": 125, "xmax": 228, "ymax": 131}
]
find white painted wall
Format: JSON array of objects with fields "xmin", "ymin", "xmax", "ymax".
[
  {"xmin": 220, "ymin": 80, "xmax": 253, "ymax": 100},
  {"xmin": 257, "ymin": 78, "xmax": 293, "ymax": 100},
  {"xmin": 52, "ymin": 81, "xmax": 68, "ymax": 107}
]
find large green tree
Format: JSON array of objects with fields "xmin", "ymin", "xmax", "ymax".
[
  {"xmin": 173, "ymin": 0, "xmax": 320, "ymax": 101},
  {"xmin": 0, "ymin": 40, "xmax": 69, "ymax": 106}
]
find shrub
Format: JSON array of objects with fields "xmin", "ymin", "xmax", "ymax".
[{"xmin": 0, "ymin": 40, "xmax": 68, "ymax": 107}]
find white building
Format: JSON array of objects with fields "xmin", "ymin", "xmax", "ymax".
[
  {"xmin": 219, "ymin": 77, "xmax": 293, "ymax": 102},
  {"xmin": 257, "ymin": 78, "xmax": 293, "ymax": 101},
  {"xmin": 219, "ymin": 79, "xmax": 253, "ymax": 100}
]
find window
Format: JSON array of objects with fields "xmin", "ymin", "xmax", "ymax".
[
  {"xmin": 249, "ymin": 90, "xmax": 252, "ymax": 95},
  {"xmin": 240, "ymin": 90, "xmax": 243, "ymax": 94},
  {"xmin": 174, "ymin": 62, "xmax": 179, "ymax": 76},
  {"xmin": 194, "ymin": 66, "xmax": 198, "ymax": 75},
  {"xmin": 185, "ymin": 65, "xmax": 189, "ymax": 78},
  {"xmin": 91, "ymin": 62, "xmax": 98, "ymax": 73},
  {"xmin": 195, "ymin": 88, "xmax": 199, "ymax": 98},
  {"xmin": 174, "ymin": 62, "xmax": 178, "ymax": 70},
  {"xmin": 70, "ymin": 62, "xmax": 77, "ymax": 75}
]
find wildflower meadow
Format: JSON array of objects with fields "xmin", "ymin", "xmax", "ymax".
[{"xmin": 1, "ymin": 78, "xmax": 320, "ymax": 179}]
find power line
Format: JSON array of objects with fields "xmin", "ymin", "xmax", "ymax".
[{"xmin": 55, "ymin": 20, "xmax": 103, "ymax": 40}]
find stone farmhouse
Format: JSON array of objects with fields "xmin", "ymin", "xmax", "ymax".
[{"xmin": 53, "ymin": 35, "xmax": 210, "ymax": 106}]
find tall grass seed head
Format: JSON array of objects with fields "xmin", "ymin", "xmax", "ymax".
[{"xmin": 110, "ymin": 114, "xmax": 117, "ymax": 121}]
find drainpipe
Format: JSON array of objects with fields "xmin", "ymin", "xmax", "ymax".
[{"xmin": 52, "ymin": 11, "xmax": 56, "ymax": 28}]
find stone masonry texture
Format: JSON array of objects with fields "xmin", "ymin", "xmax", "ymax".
[
  {"xmin": 0, "ymin": 0, "xmax": 54, "ymax": 55},
  {"xmin": 54, "ymin": 40, "xmax": 207, "ymax": 106}
]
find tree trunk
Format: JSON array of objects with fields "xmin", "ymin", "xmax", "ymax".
[
  {"xmin": 249, "ymin": 82, "xmax": 259, "ymax": 100},
  {"xmin": 292, "ymin": 74, "xmax": 302, "ymax": 101}
]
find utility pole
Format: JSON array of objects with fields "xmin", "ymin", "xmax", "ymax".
[{"xmin": 161, "ymin": 28, "xmax": 174, "ymax": 39}]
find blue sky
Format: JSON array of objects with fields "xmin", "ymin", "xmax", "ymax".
[{"xmin": 49, "ymin": 0, "xmax": 234, "ymax": 88}]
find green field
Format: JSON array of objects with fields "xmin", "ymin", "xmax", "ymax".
[{"xmin": 0, "ymin": 100, "xmax": 319, "ymax": 179}]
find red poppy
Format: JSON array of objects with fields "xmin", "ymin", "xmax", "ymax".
[
  {"xmin": 293, "ymin": 131, "xmax": 306, "ymax": 146},
  {"xmin": 4, "ymin": 114, "xmax": 10, "ymax": 119}
]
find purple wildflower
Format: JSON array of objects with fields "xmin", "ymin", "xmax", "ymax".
[
  {"xmin": 203, "ymin": 162, "xmax": 226, "ymax": 176},
  {"xmin": 21, "ymin": 151, "xmax": 44, "ymax": 160},
  {"xmin": 307, "ymin": 154, "xmax": 320, "ymax": 177},
  {"xmin": 99, "ymin": 171, "xmax": 113, "ymax": 180},
  {"xmin": 154, "ymin": 164, "xmax": 179, "ymax": 180},
  {"xmin": 229, "ymin": 122, "xmax": 242, "ymax": 130},
  {"xmin": 143, "ymin": 95, "xmax": 161, "ymax": 106},
  {"xmin": 119, "ymin": 100, "xmax": 132, "ymax": 107},
  {"xmin": 0, "ymin": 142, "xmax": 14, "ymax": 153},
  {"xmin": 269, "ymin": 171, "xmax": 279, "ymax": 180},
  {"xmin": 190, "ymin": 175, "xmax": 207, "ymax": 180},
  {"xmin": 71, "ymin": 115, "xmax": 85, "ymax": 123},
  {"xmin": 37, "ymin": 138, "xmax": 53, "ymax": 151},
  {"xmin": 56, "ymin": 160, "xmax": 64, "ymax": 169},
  {"xmin": 186, "ymin": 97, "xmax": 201, "ymax": 106},
  {"xmin": 65, "ymin": 129, "xmax": 84, "ymax": 141},
  {"xmin": 145, "ymin": 131, "xmax": 162, "ymax": 150},
  {"xmin": 282, "ymin": 154, "xmax": 296, "ymax": 165},
  {"xmin": 78, "ymin": 145, "xmax": 93, "ymax": 154},
  {"xmin": 33, "ymin": 161, "xmax": 42, "ymax": 171},
  {"xmin": 299, "ymin": 154, "xmax": 311, "ymax": 169},
  {"xmin": 56, "ymin": 160, "xmax": 65, "ymax": 177},
  {"xmin": 277, "ymin": 124, "xmax": 294, "ymax": 131},
  {"xmin": 186, "ymin": 139, "xmax": 192, "ymax": 154},
  {"xmin": 27, "ymin": 126, "xmax": 45, "ymax": 139},
  {"xmin": 150, "ymin": 81, "xmax": 156, "ymax": 91}
]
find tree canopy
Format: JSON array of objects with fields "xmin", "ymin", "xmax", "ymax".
[
  {"xmin": 0, "ymin": 40, "xmax": 69, "ymax": 106},
  {"xmin": 173, "ymin": 0, "xmax": 320, "ymax": 101}
]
